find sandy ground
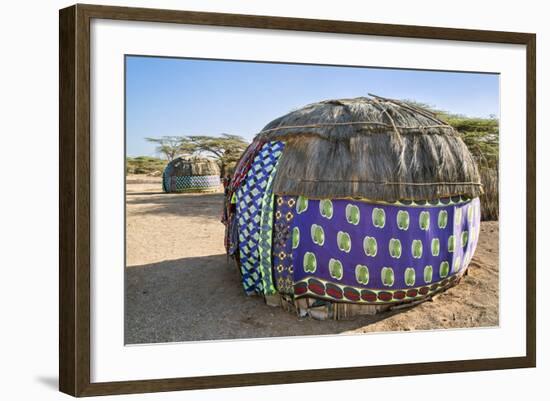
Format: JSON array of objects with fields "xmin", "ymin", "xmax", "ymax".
[{"xmin": 125, "ymin": 175, "xmax": 499, "ymax": 344}]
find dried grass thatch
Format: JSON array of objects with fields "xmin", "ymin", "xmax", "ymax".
[
  {"xmin": 165, "ymin": 157, "xmax": 220, "ymax": 177},
  {"xmin": 479, "ymin": 167, "xmax": 498, "ymax": 220},
  {"xmin": 256, "ymin": 95, "xmax": 482, "ymax": 202}
]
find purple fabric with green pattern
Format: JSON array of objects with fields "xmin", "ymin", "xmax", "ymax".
[{"xmin": 291, "ymin": 196, "xmax": 480, "ymax": 297}]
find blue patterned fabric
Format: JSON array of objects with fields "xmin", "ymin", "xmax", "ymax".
[
  {"xmin": 257, "ymin": 144, "xmax": 285, "ymax": 295},
  {"xmin": 164, "ymin": 175, "xmax": 220, "ymax": 193},
  {"xmin": 236, "ymin": 141, "xmax": 284, "ymax": 295}
]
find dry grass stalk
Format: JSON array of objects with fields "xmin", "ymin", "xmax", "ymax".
[{"xmin": 479, "ymin": 167, "xmax": 499, "ymax": 220}]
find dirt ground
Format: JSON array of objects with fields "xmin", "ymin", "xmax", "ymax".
[{"xmin": 125, "ymin": 175, "xmax": 499, "ymax": 344}]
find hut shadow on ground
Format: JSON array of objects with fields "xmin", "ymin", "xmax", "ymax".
[
  {"xmin": 126, "ymin": 191, "xmax": 166, "ymax": 196},
  {"xmin": 126, "ymin": 192, "xmax": 225, "ymax": 220},
  {"xmin": 125, "ymin": 253, "xmax": 412, "ymax": 344}
]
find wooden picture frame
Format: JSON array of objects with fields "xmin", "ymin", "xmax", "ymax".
[{"xmin": 59, "ymin": 3, "xmax": 536, "ymax": 397}]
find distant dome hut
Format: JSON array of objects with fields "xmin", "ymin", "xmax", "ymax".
[
  {"xmin": 162, "ymin": 157, "xmax": 220, "ymax": 193},
  {"xmin": 223, "ymin": 95, "xmax": 482, "ymax": 320}
]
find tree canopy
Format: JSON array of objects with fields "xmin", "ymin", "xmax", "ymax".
[
  {"xmin": 145, "ymin": 136, "xmax": 184, "ymax": 162},
  {"xmin": 403, "ymin": 100, "xmax": 499, "ymax": 169},
  {"xmin": 146, "ymin": 134, "xmax": 249, "ymax": 176}
]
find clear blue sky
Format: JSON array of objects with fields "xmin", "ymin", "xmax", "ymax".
[{"xmin": 126, "ymin": 56, "xmax": 499, "ymax": 157}]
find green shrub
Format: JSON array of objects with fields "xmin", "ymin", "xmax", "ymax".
[{"xmin": 126, "ymin": 156, "xmax": 167, "ymax": 175}]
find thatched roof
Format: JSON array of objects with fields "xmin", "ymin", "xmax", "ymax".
[
  {"xmin": 255, "ymin": 95, "xmax": 482, "ymax": 202},
  {"xmin": 165, "ymin": 157, "xmax": 220, "ymax": 177}
]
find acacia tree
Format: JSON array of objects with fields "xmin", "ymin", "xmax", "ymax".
[
  {"xmin": 145, "ymin": 134, "xmax": 249, "ymax": 175},
  {"xmin": 182, "ymin": 134, "xmax": 249, "ymax": 176},
  {"xmin": 403, "ymin": 100, "xmax": 499, "ymax": 168},
  {"xmin": 145, "ymin": 136, "xmax": 187, "ymax": 161},
  {"xmin": 441, "ymin": 115, "xmax": 499, "ymax": 169}
]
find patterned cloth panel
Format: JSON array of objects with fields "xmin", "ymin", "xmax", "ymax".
[
  {"xmin": 272, "ymin": 195, "xmax": 297, "ymax": 295},
  {"xmin": 162, "ymin": 163, "xmax": 173, "ymax": 193},
  {"xmin": 228, "ymin": 140, "xmax": 266, "ymax": 193},
  {"xmin": 257, "ymin": 157, "xmax": 283, "ymax": 296},
  {"xmin": 236, "ymin": 141, "xmax": 284, "ymax": 295},
  {"xmin": 168, "ymin": 175, "xmax": 220, "ymax": 192},
  {"xmin": 224, "ymin": 140, "xmax": 266, "ymax": 255},
  {"xmin": 291, "ymin": 196, "xmax": 481, "ymax": 304}
]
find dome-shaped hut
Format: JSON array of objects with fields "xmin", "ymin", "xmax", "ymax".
[
  {"xmin": 162, "ymin": 157, "xmax": 220, "ymax": 193},
  {"xmin": 223, "ymin": 95, "xmax": 482, "ymax": 319}
]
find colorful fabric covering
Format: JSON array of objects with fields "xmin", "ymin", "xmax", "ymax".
[
  {"xmin": 257, "ymin": 159, "xmax": 283, "ymax": 295},
  {"xmin": 228, "ymin": 140, "xmax": 266, "ymax": 194},
  {"xmin": 291, "ymin": 196, "xmax": 481, "ymax": 304},
  {"xmin": 223, "ymin": 140, "xmax": 266, "ymax": 254},
  {"xmin": 164, "ymin": 175, "xmax": 220, "ymax": 193},
  {"xmin": 235, "ymin": 141, "xmax": 284, "ymax": 295},
  {"xmin": 272, "ymin": 196, "xmax": 297, "ymax": 295}
]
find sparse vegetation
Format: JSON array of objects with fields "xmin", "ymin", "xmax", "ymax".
[
  {"xmin": 126, "ymin": 156, "xmax": 167, "ymax": 175},
  {"xmin": 439, "ymin": 113, "xmax": 498, "ymax": 221}
]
